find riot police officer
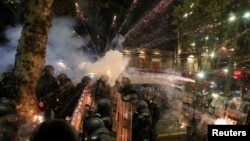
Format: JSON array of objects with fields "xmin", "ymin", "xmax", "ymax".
[
  {"xmin": 84, "ymin": 117, "xmax": 114, "ymax": 141},
  {"xmin": 36, "ymin": 65, "xmax": 59, "ymax": 120},
  {"xmin": 30, "ymin": 119, "xmax": 80, "ymax": 141},
  {"xmin": 118, "ymin": 76, "xmax": 138, "ymax": 104},
  {"xmin": 94, "ymin": 98, "xmax": 113, "ymax": 132},
  {"xmin": 94, "ymin": 75, "xmax": 112, "ymax": 101},
  {"xmin": 144, "ymin": 92, "xmax": 160, "ymax": 141},
  {"xmin": 54, "ymin": 73, "xmax": 76, "ymax": 119},
  {"xmin": 0, "ymin": 99, "xmax": 16, "ymax": 117},
  {"xmin": 0, "ymin": 72, "xmax": 17, "ymax": 99},
  {"xmin": 0, "ymin": 97, "xmax": 18, "ymax": 141},
  {"xmin": 132, "ymin": 100, "xmax": 152, "ymax": 141}
]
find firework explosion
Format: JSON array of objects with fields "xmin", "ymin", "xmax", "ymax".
[{"xmin": 124, "ymin": 0, "xmax": 175, "ymax": 49}]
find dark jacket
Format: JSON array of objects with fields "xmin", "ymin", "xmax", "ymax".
[
  {"xmin": 36, "ymin": 73, "xmax": 59, "ymax": 106},
  {"xmin": 0, "ymin": 72, "xmax": 17, "ymax": 99},
  {"xmin": 55, "ymin": 78, "xmax": 76, "ymax": 119},
  {"xmin": 132, "ymin": 109, "xmax": 152, "ymax": 141},
  {"xmin": 85, "ymin": 127, "xmax": 114, "ymax": 141}
]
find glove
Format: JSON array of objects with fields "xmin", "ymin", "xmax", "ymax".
[{"xmin": 38, "ymin": 101, "xmax": 44, "ymax": 108}]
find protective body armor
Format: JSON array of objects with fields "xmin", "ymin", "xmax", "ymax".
[
  {"xmin": 85, "ymin": 117, "xmax": 114, "ymax": 141},
  {"xmin": 84, "ymin": 127, "xmax": 113, "ymax": 141},
  {"xmin": 132, "ymin": 100, "xmax": 152, "ymax": 141},
  {"xmin": 94, "ymin": 114, "xmax": 113, "ymax": 132}
]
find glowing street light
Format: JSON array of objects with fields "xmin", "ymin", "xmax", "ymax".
[
  {"xmin": 223, "ymin": 68, "xmax": 228, "ymax": 73},
  {"xmin": 228, "ymin": 13, "xmax": 236, "ymax": 22},
  {"xmin": 197, "ymin": 71, "xmax": 205, "ymax": 79},
  {"xmin": 210, "ymin": 52, "xmax": 215, "ymax": 58},
  {"xmin": 190, "ymin": 42, "xmax": 195, "ymax": 47},
  {"xmin": 242, "ymin": 12, "xmax": 250, "ymax": 29},
  {"xmin": 205, "ymin": 36, "xmax": 209, "ymax": 40},
  {"xmin": 243, "ymin": 12, "xmax": 250, "ymax": 19}
]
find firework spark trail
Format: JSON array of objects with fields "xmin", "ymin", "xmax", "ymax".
[
  {"xmin": 140, "ymin": 34, "xmax": 176, "ymax": 48},
  {"xmin": 125, "ymin": 0, "xmax": 173, "ymax": 38},
  {"xmin": 135, "ymin": 23, "xmax": 169, "ymax": 42},
  {"xmin": 74, "ymin": 2, "xmax": 100, "ymax": 56},
  {"xmin": 75, "ymin": 2, "xmax": 85, "ymax": 21},
  {"xmin": 127, "ymin": 71, "xmax": 195, "ymax": 83},
  {"xmin": 118, "ymin": 0, "xmax": 141, "ymax": 32}
]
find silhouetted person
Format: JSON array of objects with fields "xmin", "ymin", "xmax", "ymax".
[
  {"xmin": 0, "ymin": 97, "xmax": 19, "ymax": 141},
  {"xmin": 132, "ymin": 100, "xmax": 152, "ymax": 141},
  {"xmin": 30, "ymin": 119, "xmax": 80, "ymax": 141},
  {"xmin": 54, "ymin": 73, "xmax": 76, "ymax": 119},
  {"xmin": 0, "ymin": 72, "xmax": 17, "ymax": 99},
  {"xmin": 75, "ymin": 76, "xmax": 92, "ymax": 96},
  {"xmin": 84, "ymin": 117, "xmax": 114, "ymax": 141},
  {"xmin": 36, "ymin": 65, "xmax": 59, "ymax": 120},
  {"xmin": 93, "ymin": 98, "xmax": 114, "ymax": 133},
  {"xmin": 61, "ymin": 76, "xmax": 91, "ymax": 121},
  {"xmin": 94, "ymin": 75, "xmax": 112, "ymax": 101},
  {"xmin": 144, "ymin": 92, "xmax": 160, "ymax": 141},
  {"xmin": 118, "ymin": 76, "xmax": 138, "ymax": 104},
  {"xmin": 0, "ymin": 97, "xmax": 18, "ymax": 117}
]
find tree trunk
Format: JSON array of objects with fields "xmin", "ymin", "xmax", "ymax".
[{"xmin": 13, "ymin": 0, "xmax": 54, "ymax": 121}]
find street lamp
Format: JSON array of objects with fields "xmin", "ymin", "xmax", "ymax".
[
  {"xmin": 228, "ymin": 13, "xmax": 236, "ymax": 22},
  {"xmin": 242, "ymin": 12, "xmax": 250, "ymax": 28},
  {"xmin": 243, "ymin": 12, "xmax": 250, "ymax": 19},
  {"xmin": 210, "ymin": 52, "xmax": 215, "ymax": 58},
  {"xmin": 228, "ymin": 12, "xmax": 250, "ymax": 26},
  {"xmin": 197, "ymin": 71, "xmax": 205, "ymax": 79}
]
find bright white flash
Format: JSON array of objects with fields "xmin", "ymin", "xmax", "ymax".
[
  {"xmin": 197, "ymin": 72, "xmax": 204, "ymax": 79},
  {"xmin": 33, "ymin": 114, "xmax": 44, "ymax": 123},
  {"xmin": 58, "ymin": 60, "xmax": 67, "ymax": 70}
]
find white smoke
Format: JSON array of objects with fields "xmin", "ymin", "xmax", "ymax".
[
  {"xmin": 0, "ymin": 25, "xmax": 22, "ymax": 72},
  {"xmin": 0, "ymin": 16, "xmax": 130, "ymax": 85},
  {"xmin": 111, "ymin": 33, "xmax": 125, "ymax": 52},
  {"xmin": 85, "ymin": 50, "xmax": 130, "ymax": 86}
]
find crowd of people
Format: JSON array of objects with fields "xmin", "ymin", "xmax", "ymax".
[{"xmin": 0, "ymin": 64, "xmax": 162, "ymax": 141}]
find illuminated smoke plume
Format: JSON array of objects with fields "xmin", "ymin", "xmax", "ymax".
[
  {"xmin": 85, "ymin": 50, "xmax": 130, "ymax": 86},
  {"xmin": 110, "ymin": 33, "xmax": 125, "ymax": 52},
  {"xmin": 0, "ymin": 25, "xmax": 22, "ymax": 73},
  {"xmin": 0, "ymin": 16, "xmax": 130, "ymax": 85}
]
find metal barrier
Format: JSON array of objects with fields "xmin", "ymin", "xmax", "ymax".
[
  {"xmin": 112, "ymin": 92, "xmax": 134, "ymax": 141},
  {"xmin": 70, "ymin": 88, "xmax": 134, "ymax": 141},
  {"xmin": 71, "ymin": 89, "xmax": 93, "ymax": 132}
]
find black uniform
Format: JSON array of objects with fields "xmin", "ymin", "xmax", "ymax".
[
  {"xmin": 36, "ymin": 65, "xmax": 59, "ymax": 120},
  {"xmin": 94, "ymin": 78, "xmax": 112, "ymax": 101},
  {"xmin": 0, "ymin": 72, "xmax": 17, "ymax": 99},
  {"xmin": 94, "ymin": 98, "xmax": 113, "ymax": 132},
  {"xmin": 30, "ymin": 119, "xmax": 80, "ymax": 141},
  {"xmin": 0, "ymin": 97, "xmax": 18, "ymax": 141},
  {"xmin": 54, "ymin": 73, "xmax": 76, "ymax": 119},
  {"xmin": 118, "ymin": 77, "xmax": 138, "ymax": 104},
  {"xmin": 132, "ymin": 100, "xmax": 152, "ymax": 141},
  {"xmin": 146, "ymin": 99, "xmax": 160, "ymax": 141},
  {"xmin": 84, "ymin": 117, "xmax": 114, "ymax": 141}
]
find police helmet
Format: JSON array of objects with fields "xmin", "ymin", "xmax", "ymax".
[
  {"xmin": 0, "ymin": 103, "xmax": 16, "ymax": 117},
  {"xmin": 0, "ymin": 97, "xmax": 16, "ymax": 110},
  {"xmin": 85, "ymin": 117, "xmax": 105, "ymax": 135},
  {"xmin": 136, "ymin": 100, "xmax": 149, "ymax": 112},
  {"xmin": 43, "ymin": 65, "xmax": 54, "ymax": 74},
  {"xmin": 30, "ymin": 119, "xmax": 79, "ymax": 141},
  {"xmin": 57, "ymin": 73, "xmax": 68, "ymax": 81},
  {"xmin": 1, "ymin": 72, "xmax": 16, "ymax": 84},
  {"xmin": 95, "ymin": 98, "xmax": 111, "ymax": 112},
  {"xmin": 81, "ymin": 76, "xmax": 91, "ymax": 84}
]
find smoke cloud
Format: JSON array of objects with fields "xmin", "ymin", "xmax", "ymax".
[{"xmin": 0, "ymin": 16, "xmax": 129, "ymax": 85}]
